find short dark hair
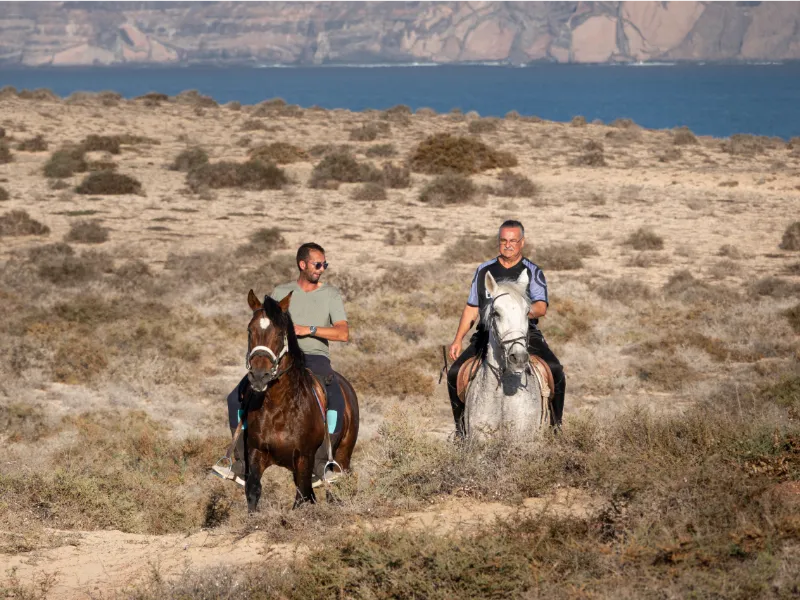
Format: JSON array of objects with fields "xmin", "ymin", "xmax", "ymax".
[
  {"xmin": 296, "ymin": 242, "xmax": 325, "ymax": 270},
  {"xmin": 499, "ymin": 220, "xmax": 525, "ymax": 238}
]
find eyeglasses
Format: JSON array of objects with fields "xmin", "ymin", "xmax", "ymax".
[
  {"xmin": 308, "ymin": 261, "xmax": 329, "ymax": 270},
  {"xmin": 499, "ymin": 239, "xmax": 522, "ymax": 246}
]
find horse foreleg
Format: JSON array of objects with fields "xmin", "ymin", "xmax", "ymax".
[
  {"xmin": 245, "ymin": 448, "xmax": 270, "ymax": 513},
  {"xmin": 292, "ymin": 451, "xmax": 316, "ymax": 508}
]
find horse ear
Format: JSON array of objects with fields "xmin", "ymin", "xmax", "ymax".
[
  {"xmin": 278, "ymin": 291, "xmax": 293, "ymax": 312},
  {"xmin": 485, "ymin": 272, "xmax": 498, "ymax": 297},
  {"xmin": 247, "ymin": 289, "xmax": 261, "ymax": 311},
  {"xmin": 516, "ymin": 270, "xmax": 530, "ymax": 288}
]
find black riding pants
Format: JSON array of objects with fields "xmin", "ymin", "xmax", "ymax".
[
  {"xmin": 446, "ymin": 330, "xmax": 566, "ymax": 428},
  {"xmin": 226, "ymin": 355, "xmax": 345, "ymax": 435}
]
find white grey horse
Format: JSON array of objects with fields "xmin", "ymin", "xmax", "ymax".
[{"xmin": 464, "ymin": 271, "xmax": 544, "ymax": 440}]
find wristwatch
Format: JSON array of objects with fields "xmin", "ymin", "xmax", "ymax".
[{"xmin": 309, "ymin": 325, "xmax": 318, "ymax": 336}]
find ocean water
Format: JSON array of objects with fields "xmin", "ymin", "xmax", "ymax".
[{"xmin": 1, "ymin": 63, "xmax": 799, "ymax": 139}]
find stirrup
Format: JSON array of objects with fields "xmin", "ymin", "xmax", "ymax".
[
  {"xmin": 312, "ymin": 461, "xmax": 344, "ymax": 488},
  {"xmin": 211, "ymin": 457, "xmax": 245, "ymax": 487}
]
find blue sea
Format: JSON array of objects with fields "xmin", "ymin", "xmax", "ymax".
[{"xmin": 1, "ymin": 63, "xmax": 799, "ymax": 139}]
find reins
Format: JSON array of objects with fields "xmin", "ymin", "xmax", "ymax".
[{"xmin": 485, "ymin": 292, "xmax": 531, "ymax": 387}]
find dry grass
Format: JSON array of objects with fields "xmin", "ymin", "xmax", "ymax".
[
  {"xmin": 0, "ymin": 185, "xmax": 8, "ymax": 202},
  {"xmin": 492, "ymin": 170, "xmax": 538, "ymax": 198},
  {"xmin": 65, "ymin": 220, "xmax": 109, "ymax": 244},
  {"xmin": 409, "ymin": 133, "xmax": 517, "ymax": 174},
  {"xmin": 76, "ymin": 171, "xmax": 143, "ymax": 195},
  {"xmin": 349, "ymin": 122, "xmax": 389, "ymax": 142},
  {"xmin": 468, "ymin": 117, "xmax": 500, "ymax": 134},
  {"xmin": 81, "ymin": 134, "xmax": 121, "ymax": 155},
  {"xmin": 0, "ymin": 210, "xmax": 50, "ymax": 237},
  {"xmin": 365, "ymin": 143, "xmax": 397, "ymax": 158},
  {"xmin": 187, "ymin": 159, "xmax": 288, "ymax": 192},
  {"xmin": 419, "ymin": 173, "xmax": 477, "ymax": 205},
  {"xmin": 780, "ymin": 221, "xmax": 800, "ymax": 251},
  {"xmin": 533, "ymin": 242, "xmax": 598, "ymax": 271},
  {"xmin": 385, "ymin": 224, "xmax": 426, "ymax": 246},
  {"xmin": 381, "ymin": 162, "xmax": 411, "ymax": 189},
  {"xmin": 673, "ymin": 126, "xmax": 698, "ymax": 145}
]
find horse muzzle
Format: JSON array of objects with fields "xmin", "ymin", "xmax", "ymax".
[
  {"xmin": 247, "ymin": 369, "xmax": 270, "ymax": 392},
  {"xmin": 506, "ymin": 349, "xmax": 530, "ymax": 373}
]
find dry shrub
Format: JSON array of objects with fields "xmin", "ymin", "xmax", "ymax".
[
  {"xmin": 86, "ymin": 160, "xmax": 118, "ymax": 172},
  {"xmin": 346, "ymin": 359, "xmax": 434, "ymax": 397},
  {"xmin": 188, "ymin": 160, "xmax": 288, "ymax": 191},
  {"xmin": 418, "ymin": 173, "xmax": 477, "ymax": 205},
  {"xmin": 493, "ymin": 170, "xmax": 538, "ymax": 198},
  {"xmin": 572, "ymin": 146, "xmax": 606, "ymax": 167},
  {"xmin": 718, "ymin": 244, "xmax": 743, "ymax": 259},
  {"xmin": 240, "ymin": 119, "xmax": 269, "ymax": 131},
  {"xmin": 174, "ymin": 89, "xmax": 217, "ymax": 107},
  {"xmin": 17, "ymin": 88, "xmax": 59, "ymax": 101},
  {"xmin": 0, "ymin": 141, "xmax": 12, "ymax": 164},
  {"xmin": 446, "ymin": 234, "xmax": 497, "ymax": 263},
  {"xmin": 385, "ymin": 224, "xmax": 426, "ymax": 246},
  {"xmin": 35, "ymin": 247, "xmax": 113, "ymax": 284},
  {"xmin": 505, "ymin": 110, "xmax": 520, "ymax": 120},
  {"xmin": 249, "ymin": 142, "xmax": 309, "ymax": 164},
  {"xmin": 0, "ymin": 404, "xmax": 54, "ymax": 442},
  {"xmin": 409, "ymin": 133, "xmax": 517, "ymax": 174},
  {"xmin": 662, "ymin": 270, "xmax": 728, "ymax": 304},
  {"xmin": 236, "ymin": 226, "xmax": 287, "ymax": 257},
  {"xmin": 81, "ymin": 134, "xmax": 121, "ymax": 155},
  {"xmin": 722, "ymin": 134, "xmax": 765, "ymax": 156},
  {"xmin": 0, "ymin": 210, "xmax": 50, "ymax": 237},
  {"xmin": 225, "ymin": 101, "xmax": 241, "ymax": 111},
  {"xmin": 16, "ymin": 134, "xmax": 48, "ymax": 152},
  {"xmin": 750, "ymin": 276, "xmax": 799, "ymax": 299},
  {"xmin": 0, "ymin": 185, "xmax": 8, "ymax": 202},
  {"xmin": 468, "ymin": 117, "xmax": 500, "ymax": 134},
  {"xmin": 365, "ymin": 143, "xmax": 396, "ymax": 158},
  {"xmin": 673, "ymin": 126, "xmax": 698, "ymax": 145},
  {"xmin": 571, "ymin": 115, "xmax": 587, "ymax": 127},
  {"xmin": 43, "ymin": 146, "xmax": 88, "ymax": 178},
  {"xmin": 384, "ymin": 104, "xmax": 412, "ymax": 117},
  {"xmin": 349, "ymin": 123, "xmax": 388, "ymax": 142},
  {"xmin": 611, "ymin": 117, "xmax": 637, "ymax": 129},
  {"xmin": 53, "ymin": 335, "xmax": 109, "ymax": 383},
  {"xmin": 65, "ymin": 220, "xmax": 109, "ymax": 244},
  {"xmin": 135, "ymin": 91, "xmax": 169, "ymax": 105},
  {"xmin": 596, "ymin": 278, "xmax": 653, "ymax": 304},
  {"xmin": 779, "ymin": 221, "xmax": 800, "ymax": 250},
  {"xmin": 533, "ymin": 242, "xmax": 597, "ymax": 271},
  {"xmin": 308, "ymin": 143, "xmax": 353, "ymax": 158},
  {"xmin": 351, "ymin": 182, "xmax": 387, "ymax": 201},
  {"xmin": 657, "ymin": 147, "xmax": 682, "ymax": 162},
  {"xmin": 169, "ymin": 147, "xmax": 209, "ymax": 172},
  {"xmin": 718, "ymin": 179, "xmax": 739, "ymax": 187},
  {"xmin": 381, "ymin": 162, "xmax": 411, "ymax": 189},
  {"xmin": 251, "ymin": 97, "xmax": 287, "ymax": 116},
  {"xmin": 624, "ymin": 227, "xmax": 664, "ymax": 250},
  {"xmin": 634, "ymin": 354, "xmax": 695, "ymax": 390},
  {"xmin": 309, "ymin": 152, "xmax": 381, "ymax": 189},
  {"xmin": 784, "ymin": 303, "xmax": 800, "ymax": 334},
  {"xmin": 76, "ymin": 171, "xmax": 142, "ymax": 195}
]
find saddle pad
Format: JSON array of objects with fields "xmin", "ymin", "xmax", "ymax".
[
  {"xmin": 456, "ymin": 356, "xmax": 481, "ymax": 402},
  {"xmin": 530, "ymin": 355, "xmax": 554, "ymax": 401}
]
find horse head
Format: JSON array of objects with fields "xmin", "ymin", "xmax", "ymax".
[
  {"xmin": 245, "ymin": 289, "xmax": 294, "ymax": 392},
  {"xmin": 484, "ymin": 270, "xmax": 531, "ymax": 375}
]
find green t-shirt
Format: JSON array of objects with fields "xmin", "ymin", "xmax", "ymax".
[{"xmin": 271, "ymin": 281, "xmax": 347, "ymax": 358}]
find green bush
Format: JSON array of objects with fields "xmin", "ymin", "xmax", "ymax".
[
  {"xmin": 43, "ymin": 146, "xmax": 87, "ymax": 178},
  {"xmin": 309, "ymin": 152, "xmax": 381, "ymax": 189}
]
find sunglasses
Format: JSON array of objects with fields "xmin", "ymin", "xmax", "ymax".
[{"xmin": 308, "ymin": 261, "xmax": 329, "ymax": 270}]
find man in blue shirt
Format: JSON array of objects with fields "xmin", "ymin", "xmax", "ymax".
[{"xmin": 447, "ymin": 220, "xmax": 566, "ymax": 436}]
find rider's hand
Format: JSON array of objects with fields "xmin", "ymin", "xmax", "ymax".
[
  {"xmin": 448, "ymin": 339, "xmax": 462, "ymax": 362},
  {"xmin": 294, "ymin": 325, "xmax": 310, "ymax": 337}
]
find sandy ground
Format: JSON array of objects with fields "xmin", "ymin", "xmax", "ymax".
[{"xmin": 1, "ymin": 92, "xmax": 798, "ymax": 596}]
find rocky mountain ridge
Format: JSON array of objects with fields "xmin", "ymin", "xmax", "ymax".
[{"xmin": 1, "ymin": 1, "xmax": 799, "ymax": 67}]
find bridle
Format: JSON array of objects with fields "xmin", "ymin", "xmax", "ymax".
[
  {"xmin": 245, "ymin": 309, "xmax": 291, "ymax": 386},
  {"xmin": 486, "ymin": 292, "xmax": 531, "ymax": 384}
]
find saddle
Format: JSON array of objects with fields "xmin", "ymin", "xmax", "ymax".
[{"xmin": 456, "ymin": 354, "xmax": 554, "ymax": 405}]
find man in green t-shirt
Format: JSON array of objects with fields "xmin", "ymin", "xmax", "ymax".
[{"xmin": 212, "ymin": 242, "xmax": 349, "ymax": 487}]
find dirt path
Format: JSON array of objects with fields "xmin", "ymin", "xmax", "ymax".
[{"xmin": 2, "ymin": 487, "xmax": 599, "ymax": 599}]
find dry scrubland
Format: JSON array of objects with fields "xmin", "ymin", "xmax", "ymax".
[{"xmin": 0, "ymin": 87, "xmax": 799, "ymax": 598}]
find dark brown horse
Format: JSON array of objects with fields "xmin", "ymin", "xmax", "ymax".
[{"xmin": 241, "ymin": 289, "xmax": 359, "ymax": 511}]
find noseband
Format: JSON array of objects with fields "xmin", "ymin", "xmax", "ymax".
[{"xmin": 245, "ymin": 311, "xmax": 290, "ymax": 385}]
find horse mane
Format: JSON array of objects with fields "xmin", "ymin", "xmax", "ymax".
[
  {"xmin": 481, "ymin": 278, "xmax": 531, "ymax": 325},
  {"xmin": 261, "ymin": 295, "xmax": 305, "ymax": 370}
]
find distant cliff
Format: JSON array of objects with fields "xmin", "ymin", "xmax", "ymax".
[{"xmin": 1, "ymin": 1, "xmax": 799, "ymax": 67}]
